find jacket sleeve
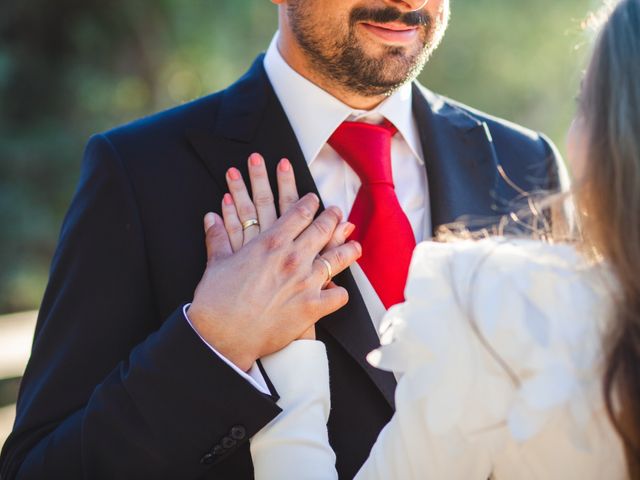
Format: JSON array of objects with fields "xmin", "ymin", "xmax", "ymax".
[{"xmin": 0, "ymin": 134, "xmax": 281, "ymax": 480}]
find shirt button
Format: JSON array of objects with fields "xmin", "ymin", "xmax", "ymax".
[
  {"xmin": 222, "ymin": 436, "xmax": 237, "ymax": 449},
  {"xmin": 200, "ymin": 453, "xmax": 215, "ymax": 465},
  {"xmin": 231, "ymin": 425, "xmax": 247, "ymax": 440}
]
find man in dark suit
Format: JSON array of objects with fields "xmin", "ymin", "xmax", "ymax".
[{"xmin": 0, "ymin": 0, "xmax": 567, "ymax": 478}]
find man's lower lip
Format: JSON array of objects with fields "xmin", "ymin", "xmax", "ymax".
[{"xmin": 359, "ymin": 23, "xmax": 419, "ymax": 43}]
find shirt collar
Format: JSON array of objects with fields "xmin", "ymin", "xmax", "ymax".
[{"xmin": 263, "ymin": 32, "xmax": 424, "ymax": 166}]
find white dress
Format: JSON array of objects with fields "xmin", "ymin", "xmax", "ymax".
[{"xmin": 250, "ymin": 239, "xmax": 628, "ymax": 479}]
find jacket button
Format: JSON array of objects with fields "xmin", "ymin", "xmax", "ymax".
[
  {"xmin": 212, "ymin": 445, "xmax": 224, "ymax": 456},
  {"xmin": 222, "ymin": 436, "xmax": 237, "ymax": 449},
  {"xmin": 200, "ymin": 453, "xmax": 215, "ymax": 465},
  {"xmin": 231, "ymin": 425, "xmax": 247, "ymax": 440}
]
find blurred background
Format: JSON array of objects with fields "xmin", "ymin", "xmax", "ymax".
[{"xmin": 0, "ymin": 0, "xmax": 597, "ymax": 444}]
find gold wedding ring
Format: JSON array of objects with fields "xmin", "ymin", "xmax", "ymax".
[
  {"xmin": 242, "ymin": 219, "xmax": 260, "ymax": 231},
  {"xmin": 317, "ymin": 256, "xmax": 333, "ymax": 288}
]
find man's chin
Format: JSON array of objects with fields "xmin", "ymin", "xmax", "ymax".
[
  {"xmin": 359, "ymin": 51, "xmax": 423, "ymax": 77},
  {"xmin": 346, "ymin": 69, "xmax": 416, "ymax": 97},
  {"xmin": 355, "ymin": 35, "xmax": 426, "ymax": 65},
  {"xmin": 356, "ymin": 34, "xmax": 420, "ymax": 56}
]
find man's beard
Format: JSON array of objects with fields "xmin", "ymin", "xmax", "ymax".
[{"xmin": 287, "ymin": 3, "xmax": 449, "ymax": 97}]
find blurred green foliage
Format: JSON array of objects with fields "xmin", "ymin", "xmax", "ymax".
[{"xmin": 0, "ymin": 1, "xmax": 595, "ymax": 313}]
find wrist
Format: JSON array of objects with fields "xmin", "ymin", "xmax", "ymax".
[{"xmin": 187, "ymin": 303, "xmax": 257, "ymax": 372}]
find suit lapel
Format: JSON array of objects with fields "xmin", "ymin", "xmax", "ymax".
[
  {"xmin": 186, "ymin": 55, "xmax": 396, "ymax": 408},
  {"xmin": 412, "ymin": 84, "xmax": 500, "ymax": 234}
]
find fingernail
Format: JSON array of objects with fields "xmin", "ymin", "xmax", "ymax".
[
  {"xmin": 227, "ymin": 168, "xmax": 241, "ymax": 181},
  {"xmin": 352, "ymin": 240, "xmax": 362, "ymax": 255},
  {"xmin": 344, "ymin": 222, "xmax": 356, "ymax": 237},
  {"xmin": 223, "ymin": 193, "xmax": 233, "ymax": 206},
  {"xmin": 279, "ymin": 158, "xmax": 291, "ymax": 172},
  {"xmin": 204, "ymin": 212, "xmax": 216, "ymax": 231},
  {"xmin": 249, "ymin": 153, "xmax": 262, "ymax": 167}
]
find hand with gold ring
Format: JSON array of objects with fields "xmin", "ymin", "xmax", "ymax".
[
  {"xmin": 217, "ymin": 153, "xmax": 360, "ymax": 341},
  {"xmin": 193, "ymin": 191, "xmax": 362, "ymax": 370}
]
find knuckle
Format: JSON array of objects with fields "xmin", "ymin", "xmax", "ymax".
[
  {"xmin": 325, "ymin": 206, "xmax": 342, "ymax": 223},
  {"xmin": 254, "ymin": 192, "xmax": 274, "ymax": 208},
  {"xmin": 251, "ymin": 167, "xmax": 267, "ymax": 177},
  {"xmin": 282, "ymin": 251, "xmax": 301, "ymax": 272},
  {"xmin": 330, "ymin": 230, "xmax": 345, "ymax": 246},
  {"xmin": 206, "ymin": 224, "xmax": 226, "ymax": 243},
  {"xmin": 333, "ymin": 249, "xmax": 347, "ymax": 267},
  {"xmin": 312, "ymin": 219, "xmax": 332, "ymax": 237},
  {"xmin": 280, "ymin": 194, "xmax": 299, "ymax": 206},
  {"xmin": 263, "ymin": 232, "xmax": 284, "ymax": 252},
  {"xmin": 294, "ymin": 203, "xmax": 314, "ymax": 222},
  {"xmin": 206, "ymin": 225, "xmax": 219, "ymax": 240},
  {"xmin": 348, "ymin": 242, "xmax": 360, "ymax": 259},
  {"xmin": 205, "ymin": 229, "xmax": 216, "ymax": 245},
  {"xmin": 227, "ymin": 223, "xmax": 243, "ymax": 236},
  {"xmin": 238, "ymin": 204, "xmax": 256, "ymax": 218}
]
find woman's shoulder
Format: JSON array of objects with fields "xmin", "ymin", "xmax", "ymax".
[
  {"xmin": 388, "ymin": 238, "xmax": 614, "ymax": 338},
  {"xmin": 368, "ymin": 237, "xmax": 616, "ymax": 443},
  {"xmin": 409, "ymin": 237, "xmax": 591, "ymax": 276},
  {"xmin": 406, "ymin": 238, "xmax": 613, "ymax": 318}
]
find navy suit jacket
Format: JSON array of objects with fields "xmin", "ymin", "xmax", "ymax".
[{"xmin": 0, "ymin": 55, "xmax": 566, "ymax": 479}]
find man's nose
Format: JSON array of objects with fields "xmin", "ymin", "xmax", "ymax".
[{"xmin": 384, "ymin": 0, "xmax": 429, "ymax": 12}]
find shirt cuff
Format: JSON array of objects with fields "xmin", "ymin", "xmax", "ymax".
[{"xmin": 183, "ymin": 303, "xmax": 271, "ymax": 396}]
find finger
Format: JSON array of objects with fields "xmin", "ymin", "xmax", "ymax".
[
  {"xmin": 264, "ymin": 193, "xmax": 321, "ymax": 244},
  {"xmin": 221, "ymin": 193, "xmax": 243, "ymax": 252},
  {"xmin": 203, "ymin": 212, "xmax": 233, "ymax": 263},
  {"xmin": 276, "ymin": 158, "xmax": 300, "ymax": 215},
  {"xmin": 317, "ymin": 285, "xmax": 350, "ymax": 318},
  {"xmin": 248, "ymin": 153, "xmax": 278, "ymax": 230},
  {"xmin": 313, "ymin": 241, "xmax": 362, "ymax": 288},
  {"xmin": 226, "ymin": 167, "xmax": 260, "ymax": 244},
  {"xmin": 322, "ymin": 221, "xmax": 355, "ymax": 253},
  {"xmin": 293, "ymin": 206, "xmax": 343, "ymax": 254}
]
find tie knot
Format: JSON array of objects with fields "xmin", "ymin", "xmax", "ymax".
[{"xmin": 328, "ymin": 120, "xmax": 397, "ymax": 186}]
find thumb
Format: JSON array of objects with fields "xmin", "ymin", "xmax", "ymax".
[{"xmin": 204, "ymin": 212, "xmax": 233, "ymax": 263}]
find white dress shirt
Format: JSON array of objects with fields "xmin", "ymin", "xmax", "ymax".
[{"xmin": 186, "ymin": 32, "xmax": 431, "ymax": 393}]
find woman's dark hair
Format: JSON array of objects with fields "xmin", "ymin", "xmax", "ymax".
[{"xmin": 579, "ymin": 0, "xmax": 640, "ymax": 476}]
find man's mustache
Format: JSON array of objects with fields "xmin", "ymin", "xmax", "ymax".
[{"xmin": 350, "ymin": 7, "xmax": 432, "ymax": 28}]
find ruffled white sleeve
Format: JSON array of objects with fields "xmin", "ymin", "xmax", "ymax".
[{"xmin": 355, "ymin": 241, "xmax": 498, "ymax": 479}]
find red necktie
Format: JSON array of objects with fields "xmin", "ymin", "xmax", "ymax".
[{"xmin": 328, "ymin": 120, "xmax": 416, "ymax": 309}]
